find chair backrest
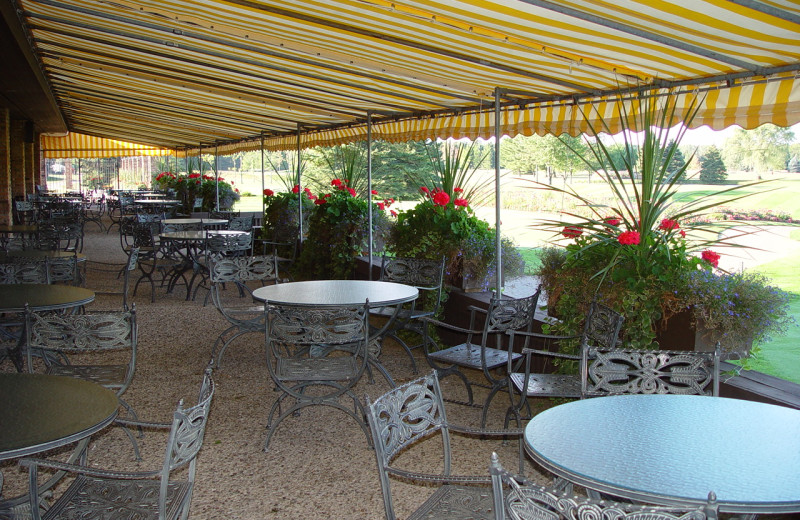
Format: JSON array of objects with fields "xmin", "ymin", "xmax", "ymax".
[
  {"xmin": 122, "ymin": 247, "xmax": 140, "ymax": 311},
  {"xmin": 475, "ymin": 289, "xmax": 541, "ymax": 351},
  {"xmin": 205, "ymin": 231, "xmax": 253, "ymax": 258},
  {"xmin": 366, "ymin": 372, "xmax": 454, "ymax": 520},
  {"xmin": 489, "ymin": 453, "xmax": 717, "ymax": 520},
  {"xmin": 267, "ymin": 301, "xmax": 369, "ymax": 350},
  {"xmin": 161, "ymin": 221, "xmax": 202, "ymax": 232},
  {"xmin": 45, "ymin": 255, "xmax": 79, "ymax": 285},
  {"xmin": 581, "ymin": 345, "xmax": 721, "ymax": 397},
  {"xmin": 0, "ymin": 258, "xmax": 49, "ymax": 284},
  {"xmin": 581, "ymin": 300, "xmax": 624, "ymax": 349},
  {"xmin": 25, "ymin": 307, "xmax": 137, "ymax": 378},
  {"xmin": 208, "ymin": 255, "xmax": 279, "ymax": 285},
  {"xmin": 158, "ymin": 367, "xmax": 215, "ymax": 519},
  {"xmin": 227, "ymin": 215, "xmax": 254, "ymax": 231},
  {"xmin": 379, "ymin": 255, "xmax": 444, "ymax": 309},
  {"xmin": 136, "ymin": 213, "xmax": 164, "ymax": 224}
]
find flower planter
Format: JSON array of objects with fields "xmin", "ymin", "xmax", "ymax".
[{"xmin": 654, "ymin": 308, "xmax": 753, "ymax": 356}]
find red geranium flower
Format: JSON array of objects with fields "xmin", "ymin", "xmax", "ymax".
[
  {"xmin": 292, "ymin": 184, "xmax": 301, "ymax": 194},
  {"xmin": 679, "ymin": 230, "xmax": 686, "ymax": 238},
  {"xmin": 420, "ymin": 186, "xmax": 430, "ymax": 195},
  {"xmin": 454, "ymin": 198, "xmax": 469, "ymax": 207},
  {"xmin": 432, "ymin": 191, "xmax": 450, "ymax": 206},
  {"xmin": 188, "ymin": 173, "xmax": 201, "ymax": 179},
  {"xmin": 390, "ymin": 210, "xmax": 398, "ymax": 217},
  {"xmin": 604, "ymin": 216, "xmax": 621, "ymax": 227},
  {"xmin": 263, "ymin": 189, "xmax": 274, "ymax": 197},
  {"xmin": 618, "ymin": 230, "xmax": 641, "ymax": 245},
  {"xmin": 346, "ymin": 187, "xmax": 357, "ymax": 197},
  {"xmin": 659, "ymin": 218, "xmax": 680, "ymax": 231},
  {"xmin": 377, "ymin": 202, "xmax": 385, "ymax": 210},
  {"xmin": 562, "ymin": 226, "xmax": 582, "ymax": 239},
  {"xmin": 371, "ymin": 189, "xmax": 378, "ymax": 195},
  {"xmin": 701, "ymin": 249, "xmax": 720, "ymax": 267},
  {"xmin": 454, "ymin": 187, "xmax": 464, "ymax": 193},
  {"xmin": 331, "ymin": 179, "xmax": 342, "ymax": 187},
  {"xmin": 314, "ymin": 199, "xmax": 326, "ymax": 205}
]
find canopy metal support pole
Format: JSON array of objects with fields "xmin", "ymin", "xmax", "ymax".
[
  {"xmin": 214, "ymin": 143, "xmax": 219, "ymax": 211},
  {"xmin": 198, "ymin": 145, "xmax": 203, "ymax": 215},
  {"xmin": 260, "ymin": 133, "xmax": 266, "ymax": 218},
  {"xmin": 494, "ymin": 87, "xmax": 502, "ymax": 297},
  {"xmin": 77, "ymin": 158, "xmax": 82, "ymax": 196},
  {"xmin": 296, "ymin": 124, "xmax": 303, "ymax": 243},
  {"xmin": 366, "ymin": 111, "xmax": 373, "ymax": 281}
]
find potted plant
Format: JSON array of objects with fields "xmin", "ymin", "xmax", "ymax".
[
  {"xmin": 294, "ymin": 180, "xmax": 394, "ymax": 280},
  {"xmin": 532, "ymin": 89, "xmax": 789, "ymax": 355}
]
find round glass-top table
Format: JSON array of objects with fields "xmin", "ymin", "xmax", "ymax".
[
  {"xmin": 252, "ymin": 279, "xmax": 418, "ymax": 307},
  {"xmin": 524, "ymin": 394, "xmax": 800, "ymax": 515},
  {"xmin": 0, "ymin": 373, "xmax": 118, "ymax": 460},
  {"xmin": 0, "ymin": 284, "xmax": 95, "ymax": 313}
]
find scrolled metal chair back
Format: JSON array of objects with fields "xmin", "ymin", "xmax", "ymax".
[
  {"xmin": 206, "ymin": 231, "xmax": 252, "ymax": 256},
  {"xmin": 366, "ymin": 372, "xmax": 449, "ymax": 467},
  {"xmin": 26, "ymin": 308, "xmax": 137, "ymax": 355},
  {"xmin": 381, "ymin": 256, "xmax": 444, "ymax": 289},
  {"xmin": 161, "ymin": 221, "xmax": 202, "ymax": 233},
  {"xmin": 0, "ymin": 258, "xmax": 48, "ymax": 284},
  {"xmin": 45, "ymin": 256, "xmax": 79, "ymax": 285},
  {"xmin": 227, "ymin": 215, "xmax": 254, "ymax": 231},
  {"xmin": 486, "ymin": 289, "xmax": 542, "ymax": 334},
  {"xmin": 583, "ymin": 346, "xmax": 721, "ymax": 397},
  {"xmin": 268, "ymin": 302, "xmax": 368, "ymax": 347},
  {"xmin": 208, "ymin": 255, "xmax": 278, "ymax": 285},
  {"xmin": 489, "ymin": 453, "xmax": 716, "ymax": 520},
  {"xmin": 163, "ymin": 369, "xmax": 215, "ymax": 473},
  {"xmin": 582, "ymin": 301, "xmax": 624, "ymax": 349}
]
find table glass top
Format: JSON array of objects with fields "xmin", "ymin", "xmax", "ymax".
[
  {"xmin": 0, "ymin": 283, "xmax": 96, "ymax": 312},
  {"xmin": 0, "ymin": 374, "xmax": 118, "ymax": 459},
  {"xmin": 252, "ymin": 280, "xmax": 418, "ymax": 307},
  {"xmin": 525, "ymin": 394, "xmax": 800, "ymax": 511}
]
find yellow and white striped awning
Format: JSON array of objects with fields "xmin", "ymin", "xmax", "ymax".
[
  {"xmin": 11, "ymin": 0, "xmax": 800, "ymax": 154},
  {"xmin": 40, "ymin": 132, "xmax": 172, "ymax": 159}
]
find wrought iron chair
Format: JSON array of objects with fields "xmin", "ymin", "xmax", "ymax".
[
  {"xmin": 264, "ymin": 301, "xmax": 371, "ymax": 451},
  {"xmin": 13, "ymin": 200, "xmax": 36, "ymax": 225},
  {"xmin": 45, "ymin": 255, "xmax": 80, "ymax": 285},
  {"xmin": 0, "ymin": 257, "xmax": 49, "ymax": 284},
  {"xmin": 503, "ymin": 300, "xmax": 624, "ymax": 426},
  {"xmin": 371, "ymin": 255, "xmax": 445, "ymax": 374},
  {"xmin": 20, "ymin": 366, "xmax": 215, "ymax": 520},
  {"xmin": 366, "ymin": 372, "xmax": 523, "ymax": 520},
  {"xmin": 34, "ymin": 218, "xmax": 84, "ymax": 253},
  {"xmin": 24, "ymin": 306, "xmax": 141, "ymax": 456},
  {"xmin": 227, "ymin": 214, "xmax": 254, "ymax": 231},
  {"xmin": 505, "ymin": 306, "xmax": 720, "ymax": 428},
  {"xmin": 489, "ymin": 453, "xmax": 718, "ymax": 520},
  {"xmin": 190, "ymin": 230, "xmax": 255, "ymax": 302},
  {"xmin": 422, "ymin": 289, "xmax": 542, "ymax": 428},
  {"xmin": 208, "ymin": 255, "xmax": 279, "ymax": 367},
  {"xmin": 133, "ymin": 221, "xmax": 186, "ymax": 302}
]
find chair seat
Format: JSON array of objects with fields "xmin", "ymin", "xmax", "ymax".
[
  {"xmin": 276, "ymin": 356, "xmax": 358, "ymax": 382},
  {"xmin": 428, "ymin": 343, "xmax": 521, "ymax": 370},
  {"xmin": 48, "ymin": 364, "xmax": 127, "ymax": 391},
  {"xmin": 42, "ymin": 475, "xmax": 191, "ymax": 520},
  {"xmin": 407, "ymin": 484, "xmax": 494, "ymax": 520},
  {"xmin": 509, "ymin": 372, "xmax": 581, "ymax": 398}
]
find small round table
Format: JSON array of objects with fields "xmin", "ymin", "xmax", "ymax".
[
  {"xmin": 524, "ymin": 394, "xmax": 800, "ymax": 515},
  {"xmin": 0, "ymin": 373, "xmax": 119, "ymax": 460},
  {"xmin": 0, "ymin": 284, "xmax": 95, "ymax": 313},
  {"xmin": 253, "ymin": 280, "xmax": 418, "ymax": 386}
]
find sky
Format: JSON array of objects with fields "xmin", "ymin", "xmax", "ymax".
[{"xmin": 682, "ymin": 122, "xmax": 800, "ymax": 147}]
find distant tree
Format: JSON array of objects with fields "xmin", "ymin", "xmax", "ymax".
[
  {"xmin": 699, "ymin": 146, "xmax": 727, "ymax": 183},
  {"xmin": 722, "ymin": 124, "xmax": 794, "ymax": 173},
  {"xmin": 664, "ymin": 141, "xmax": 687, "ymax": 182},
  {"xmin": 788, "ymin": 155, "xmax": 800, "ymax": 173}
]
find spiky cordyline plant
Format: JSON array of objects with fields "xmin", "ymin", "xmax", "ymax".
[
  {"xmin": 532, "ymin": 89, "xmax": 774, "ymax": 285},
  {"xmin": 322, "ymin": 144, "xmax": 368, "ymax": 195},
  {"xmin": 407, "ymin": 139, "xmax": 493, "ymax": 205}
]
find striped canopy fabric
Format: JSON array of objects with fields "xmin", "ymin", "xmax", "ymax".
[
  {"xmin": 11, "ymin": 0, "xmax": 800, "ymax": 154},
  {"xmin": 40, "ymin": 132, "xmax": 173, "ymax": 158}
]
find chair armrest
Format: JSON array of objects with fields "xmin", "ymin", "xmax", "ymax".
[
  {"xmin": 506, "ymin": 330, "xmax": 580, "ymax": 342},
  {"xmin": 19, "ymin": 458, "xmax": 160, "ymax": 480},
  {"xmin": 419, "ymin": 316, "xmax": 482, "ymax": 336},
  {"xmin": 519, "ymin": 348, "xmax": 581, "ymax": 361},
  {"xmin": 386, "ymin": 467, "xmax": 492, "ymax": 485},
  {"xmin": 114, "ymin": 418, "xmax": 172, "ymax": 429}
]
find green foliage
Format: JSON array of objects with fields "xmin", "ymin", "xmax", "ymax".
[
  {"xmin": 407, "ymin": 140, "xmax": 493, "ymax": 206},
  {"xmin": 664, "ymin": 140, "xmax": 688, "ymax": 182},
  {"xmin": 321, "ymin": 145, "xmax": 368, "ymax": 194},
  {"xmin": 294, "ymin": 185, "xmax": 392, "ymax": 280},
  {"xmin": 261, "ymin": 185, "xmax": 315, "ymax": 257},
  {"xmin": 698, "ymin": 146, "xmax": 727, "ymax": 183},
  {"xmin": 153, "ymin": 171, "xmax": 240, "ymax": 212},
  {"xmin": 722, "ymin": 124, "xmax": 795, "ymax": 173},
  {"xmin": 531, "ymin": 90, "xmax": 784, "ymax": 352},
  {"xmin": 388, "ymin": 188, "xmax": 524, "ymax": 291}
]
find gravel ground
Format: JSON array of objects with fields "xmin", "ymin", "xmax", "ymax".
[{"xmin": 1, "ymin": 218, "xmax": 551, "ymax": 519}]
